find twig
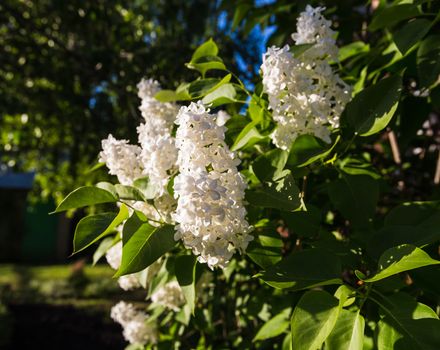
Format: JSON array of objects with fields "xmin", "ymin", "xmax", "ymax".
[
  {"xmin": 387, "ymin": 129, "xmax": 401, "ymax": 165},
  {"xmin": 434, "ymin": 148, "xmax": 440, "ymax": 184}
]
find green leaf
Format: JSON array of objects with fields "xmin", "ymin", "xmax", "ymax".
[
  {"xmin": 176, "ymin": 303, "xmax": 192, "ymax": 326},
  {"xmin": 254, "ymin": 308, "xmax": 291, "ymax": 341},
  {"xmin": 385, "ymin": 201, "xmax": 440, "ymax": 227},
  {"xmin": 93, "ymin": 235, "xmax": 119, "ymax": 265},
  {"xmin": 338, "ymin": 41, "xmax": 370, "ymax": 62},
  {"xmin": 252, "ymin": 149, "xmax": 289, "ymax": 182},
  {"xmin": 334, "ymin": 285, "xmax": 356, "ymax": 308},
  {"xmin": 258, "ymin": 248, "xmax": 342, "ymax": 290},
  {"xmin": 287, "ymin": 134, "xmax": 339, "ymax": 168},
  {"xmin": 369, "ymin": 4, "xmax": 422, "ymax": 31},
  {"xmin": 291, "ymin": 290, "xmax": 340, "ymax": 350},
  {"xmin": 167, "ymin": 176, "xmax": 175, "ymax": 197},
  {"xmin": 154, "ymin": 89, "xmax": 179, "ymax": 102},
  {"xmin": 362, "ymin": 244, "xmax": 440, "ymax": 282},
  {"xmin": 326, "ymin": 310, "xmax": 365, "ymax": 350},
  {"xmin": 376, "ymin": 293, "xmax": 440, "ymax": 350},
  {"xmin": 231, "ymin": 121, "xmax": 267, "ymax": 151},
  {"xmin": 202, "ymin": 83, "xmax": 237, "ymax": 107},
  {"xmin": 369, "ymin": 201, "xmax": 440, "ymax": 257},
  {"xmin": 282, "ymin": 333, "xmax": 292, "ymax": 350},
  {"xmin": 246, "ymin": 174, "xmax": 301, "ymax": 211},
  {"xmin": 247, "ymin": 227, "xmax": 283, "ymax": 269},
  {"xmin": 328, "ymin": 174, "xmax": 379, "ymax": 230},
  {"xmin": 85, "ymin": 162, "xmax": 105, "ymax": 174},
  {"xmin": 369, "ymin": 225, "xmax": 439, "ymax": 260},
  {"xmin": 282, "ymin": 205, "xmax": 321, "ymax": 238},
  {"xmin": 175, "ymin": 255, "xmax": 197, "ymax": 315},
  {"xmin": 115, "ymin": 212, "xmax": 176, "ymax": 276},
  {"xmin": 417, "ymin": 35, "xmax": 440, "ymax": 88},
  {"xmin": 290, "ymin": 43, "xmax": 314, "ymax": 57},
  {"xmin": 187, "ymin": 75, "xmax": 232, "ymax": 99},
  {"xmin": 393, "ymin": 18, "xmax": 431, "ymax": 55},
  {"xmin": 187, "ymin": 56, "xmax": 227, "ymax": 76},
  {"xmin": 132, "ymin": 177, "xmax": 158, "ymax": 199},
  {"xmin": 175, "ymin": 82, "xmax": 192, "ymax": 100},
  {"xmin": 114, "ymin": 184, "xmax": 146, "ymax": 201},
  {"xmin": 95, "ymin": 182, "xmax": 118, "ymax": 198},
  {"xmin": 73, "ymin": 204, "xmax": 128, "ymax": 254},
  {"xmin": 340, "ymin": 157, "xmax": 381, "ymax": 179},
  {"xmin": 191, "ymin": 38, "xmax": 218, "ymax": 61},
  {"xmin": 343, "ymin": 75, "xmax": 402, "ymax": 137},
  {"xmin": 53, "ymin": 186, "xmax": 118, "ymax": 213}
]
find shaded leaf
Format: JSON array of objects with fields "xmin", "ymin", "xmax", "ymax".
[
  {"xmin": 246, "ymin": 174, "xmax": 301, "ymax": 211},
  {"xmin": 73, "ymin": 204, "xmax": 128, "ymax": 254},
  {"xmin": 93, "ymin": 235, "xmax": 120, "ymax": 265},
  {"xmin": 328, "ymin": 174, "xmax": 379, "ymax": 230},
  {"xmin": 393, "ymin": 18, "xmax": 431, "ymax": 55},
  {"xmin": 252, "ymin": 149, "xmax": 289, "ymax": 182},
  {"xmin": 369, "ymin": 4, "xmax": 422, "ymax": 31},
  {"xmin": 369, "ymin": 201, "xmax": 440, "ymax": 258},
  {"xmin": 287, "ymin": 134, "xmax": 339, "ymax": 168},
  {"xmin": 175, "ymin": 255, "xmax": 197, "ymax": 315},
  {"xmin": 343, "ymin": 75, "xmax": 402, "ymax": 137},
  {"xmin": 258, "ymin": 248, "xmax": 342, "ymax": 290},
  {"xmin": 417, "ymin": 35, "xmax": 440, "ymax": 88},
  {"xmin": 282, "ymin": 205, "xmax": 321, "ymax": 238}
]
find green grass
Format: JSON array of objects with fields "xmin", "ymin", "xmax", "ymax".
[
  {"xmin": 0, "ymin": 264, "xmax": 114, "ymax": 286},
  {"xmin": 0, "ymin": 263, "xmax": 124, "ymax": 305}
]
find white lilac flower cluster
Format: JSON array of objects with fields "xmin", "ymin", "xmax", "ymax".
[
  {"xmin": 105, "ymin": 241, "xmax": 141, "ymax": 291},
  {"xmin": 173, "ymin": 102, "xmax": 253, "ymax": 269},
  {"xmin": 261, "ymin": 5, "xmax": 352, "ymax": 150},
  {"xmin": 99, "ymin": 135, "xmax": 143, "ymax": 186},
  {"xmin": 99, "ymin": 78, "xmax": 179, "ymax": 221},
  {"xmin": 151, "ymin": 281, "xmax": 185, "ymax": 311},
  {"xmin": 100, "ymin": 80, "xmax": 252, "ymax": 269},
  {"xmin": 111, "ymin": 301, "xmax": 157, "ymax": 345},
  {"xmin": 137, "ymin": 78, "xmax": 180, "ymax": 195}
]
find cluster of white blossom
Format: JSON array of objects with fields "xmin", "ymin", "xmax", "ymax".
[
  {"xmin": 173, "ymin": 102, "xmax": 253, "ymax": 269},
  {"xmin": 151, "ymin": 281, "xmax": 185, "ymax": 311},
  {"xmin": 99, "ymin": 78, "xmax": 180, "ymax": 222},
  {"xmin": 111, "ymin": 301, "xmax": 157, "ymax": 345},
  {"xmin": 292, "ymin": 5, "xmax": 338, "ymax": 60},
  {"xmin": 137, "ymin": 78, "xmax": 179, "ymax": 195},
  {"xmin": 261, "ymin": 5, "xmax": 352, "ymax": 150},
  {"xmin": 99, "ymin": 135, "xmax": 143, "ymax": 186},
  {"xmin": 105, "ymin": 241, "xmax": 141, "ymax": 291}
]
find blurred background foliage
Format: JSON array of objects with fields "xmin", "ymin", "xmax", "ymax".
[
  {"xmin": 2, "ymin": 0, "xmax": 439, "ymax": 205},
  {"xmin": 0, "ymin": 0, "xmax": 263, "ymax": 203}
]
